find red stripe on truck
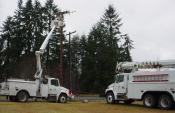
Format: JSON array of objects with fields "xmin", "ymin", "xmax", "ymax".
[{"xmin": 132, "ymin": 80, "xmax": 168, "ymax": 82}]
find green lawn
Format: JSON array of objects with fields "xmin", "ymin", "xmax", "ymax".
[
  {"xmin": 0, "ymin": 96, "xmax": 6, "ymax": 99},
  {"xmin": 0, "ymin": 101, "xmax": 174, "ymax": 113}
]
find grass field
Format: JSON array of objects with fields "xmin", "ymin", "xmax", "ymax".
[{"xmin": 0, "ymin": 101, "xmax": 175, "ymax": 113}]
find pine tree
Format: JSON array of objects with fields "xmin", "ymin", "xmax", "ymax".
[
  {"xmin": 22, "ymin": 0, "xmax": 34, "ymax": 55},
  {"xmin": 0, "ymin": 0, "xmax": 64, "ymax": 80},
  {"xmin": 80, "ymin": 5, "xmax": 133, "ymax": 94},
  {"xmin": 43, "ymin": 0, "xmax": 60, "ymax": 65},
  {"xmin": 69, "ymin": 35, "xmax": 82, "ymax": 91},
  {"xmin": 33, "ymin": 0, "xmax": 45, "ymax": 51},
  {"xmin": 13, "ymin": 0, "xmax": 25, "ymax": 59},
  {"xmin": 0, "ymin": 0, "xmax": 26, "ymax": 79},
  {"xmin": 0, "ymin": 16, "xmax": 16, "ymax": 78},
  {"xmin": 121, "ymin": 34, "xmax": 133, "ymax": 61},
  {"xmin": 101, "ymin": 5, "xmax": 122, "ymax": 62}
]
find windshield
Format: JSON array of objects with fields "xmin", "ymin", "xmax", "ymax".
[
  {"xmin": 115, "ymin": 74, "xmax": 124, "ymax": 83},
  {"xmin": 51, "ymin": 79, "xmax": 60, "ymax": 86}
]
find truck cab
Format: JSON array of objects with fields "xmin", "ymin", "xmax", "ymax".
[
  {"xmin": 105, "ymin": 73, "xmax": 130, "ymax": 104},
  {"xmin": 44, "ymin": 78, "xmax": 71, "ymax": 103}
]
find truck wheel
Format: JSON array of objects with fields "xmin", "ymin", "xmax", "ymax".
[
  {"xmin": 17, "ymin": 91, "xmax": 29, "ymax": 102},
  {"xmin": 143, "ymin": 94, "xmax": 157, "ymax": 108},
  {"xmin": 59, "ymin": 94, "xmax": 67, "ymax": 103},
  {"xmin": 159, "ymin": 94, "xmax": 173, "ymax": 109},
  {"xmin": 106, "ymin": 92, "xmax": 115, "ymax": 104}
]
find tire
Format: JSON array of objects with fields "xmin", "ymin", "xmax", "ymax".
[
  {"xmin": 106, "ymin": 92, "xmax": 115, "ymax": 104},
  {"xmin": 9, "ymin": 96, "xmax": 16, "ymax": 102},
  {"xmin": 17, "ymin": 91, "xmax": 29, "ymax": 102},
  {"xmin": 158, "ymin": 94, "xmax": 173, "ymax": 109},
  {"xmin": 143, "ymin": 94, "xmax": 157, "ymax": 108},
  {"xmin": 124, "ymin": 99, "xmax": 134, "ymax": 104},
  {"xmin": 58, "ymin": 94, "xmax": 67, "ymax": 103}
]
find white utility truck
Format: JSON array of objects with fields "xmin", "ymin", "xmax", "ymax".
[
  {"xmin": 0, "ymin": 13, "xmax": 72, "ymax": 103},
  {"xmin": 105, "ymin": 60, "xmax": 175, "ymax": 109}
]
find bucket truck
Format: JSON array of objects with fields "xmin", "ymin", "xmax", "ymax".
[
  {"xmin": 0, "ymin": 15, "xmax": 72, "ymax": 103},
  {"xmin": 105, "ymin": 60, "xmax": 175, "ymax": 109}
]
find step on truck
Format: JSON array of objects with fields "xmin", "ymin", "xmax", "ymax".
[
  {"xmin": 0, "ymin": 12, "xmax": 73, "ymax": 103},
  {"xmin": 105, "ymin": 60, "xmax": 175, "ymax": 109}
]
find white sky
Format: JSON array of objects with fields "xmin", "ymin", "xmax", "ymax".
[{"xmin": 0, "ymin": 0, "xmax": 175, "ymax": 61}]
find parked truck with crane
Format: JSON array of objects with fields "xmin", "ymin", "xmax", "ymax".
[
  {"xmin": 0, "ymin": 12, "xmax": 72, "ymax": 103},
  {"xmin": 105, "ymin": 60, "xmax": 175, "ymax": 109}
]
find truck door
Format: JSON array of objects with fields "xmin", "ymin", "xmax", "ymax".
[
  {"xmin": 114, "ymin": 74, "xmax": 127, "ymax": 94},
  {"xmin": 48, "ymin": 79, "xmax": 59, "ymax": 96},
  {"xmin": 40, "ymin": 79, "xmax": 48, "ymax": 97}
]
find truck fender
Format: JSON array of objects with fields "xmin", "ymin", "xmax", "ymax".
[
  {"xmin": 57, "ymin": 93, "xmax": 68, "ymax": 103},
  {"xmin": 105, "ymin": 90, "xmax": 117, "ymax": 99},
  {"xmin": 105, "ymin": 90, "xmax": 114, "ymax": 96},
  {"xmin": 59, "ymin": 92, "xmax": 68, "ymax": 97},
  {"xmin": 16, "ymin": 90, "xmax": 30, "ymax": 97},
  {"xmin": 105, "ymin": 89, "xmax": 117, "ymax": 100}
]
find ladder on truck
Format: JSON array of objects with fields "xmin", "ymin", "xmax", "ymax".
[{"xmin": 116, "ymin": 60, "xmax": 175, "ymax": 73}]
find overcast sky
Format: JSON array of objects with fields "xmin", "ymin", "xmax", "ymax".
[{"xmin": 0, "ymin": 0, "xmax": 175, "ymax": 61}]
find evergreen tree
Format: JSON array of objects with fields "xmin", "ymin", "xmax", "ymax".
[
  {"xmin": 0, "ymin": 0, "xmax": 60, "ymax": 80},
  {"xmin": 79, "ymin": 35, "xmax": 87, "ymax": 60},
  {"xmin": 22, "ymin": 0, "xmax": 34, "ymax": 55},
  {"xmin": 43, "ymin": 0, "xmax": 60, "ymax": 65},
  {"xmin": 70, "ymin": 35, "xmax": 81, "ymax": 91},
  {"xmin": 80, "ymin": 5, "xmax": 133, "ymax": 94},
  {"xmin": 101, "ymin": 5, "xmax": 122, "ymax": 62},
  {"xmin": 0, "ymin": 0, "xmax": 26, "ymax": 79},
  {"xmin": 33, "ymin": 0, "xmax": 45, "ymax": 51},
  {"xmin": 120, "ymin": 34, "xmax": 133, "ymax": 61},
  {"xmin": 13, "ymin": 0, "xmax": 25, "ymax": 59},
  {"xmin": 0, "ymin": 16, "xmax": 16, "ymax": 78}
]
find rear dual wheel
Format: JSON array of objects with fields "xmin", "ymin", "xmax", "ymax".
[
  {"xmin": 158, "ymin": 94, "xmax": 173, "ymax": 109},
  {"xmin": 143, "ymin": 93, "xmax": 173, "ymax": 109},
  {"xmin": 143, "ymin": 94, "xmax": 157, "ymax": 108}
]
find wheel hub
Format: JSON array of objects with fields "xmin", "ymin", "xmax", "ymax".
[
  {"xmin": 60, "ymin": 96, "xmax": 66, "ymax": 103},
  {"xmin": 161, "ymin": 97, "xmax": 170, "ymax": 108},
  {"xmin": 19, "ymin": 93, "xmax": 27, "ymax": 102},
  {"xmin": 107, "ymin": 95, "xmax": 113, "ymax": 103},
  {"xmin": 145, "ymin": 97, "xmax": 152, "ymax": 107}
]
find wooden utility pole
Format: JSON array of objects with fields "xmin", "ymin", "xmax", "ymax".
[
  {"xmin": 57, "ymin": 11, "xmax": 73, "ymax": 85},
  {"xmin": 59, "ymin": 26, "xmax": 64, "ymax": 85},
  {"xmin": 66, "ymin": 31, "xmax": 76, "ymax": 91}
]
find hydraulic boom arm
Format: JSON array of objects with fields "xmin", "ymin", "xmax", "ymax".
[
  {"xmin": 34, "ymin": 18, "xmax": 62, "ymax": 96},
  {"xmin": 34, "ymin": 11, "xmax": 71, "ymax": 96},
  {"xmin": 34, "ymin": 25, "xmax": 56, "ymax": 79}
]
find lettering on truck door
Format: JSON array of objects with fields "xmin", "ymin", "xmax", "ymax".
[
  {"xmin": 115, "ymin": 74, "xmax": 127, "ymax": 94},
  {"xmin": 49, "ymin": 79, "xmax": 60, "ymax": 96}
]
